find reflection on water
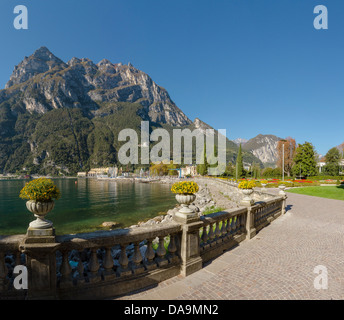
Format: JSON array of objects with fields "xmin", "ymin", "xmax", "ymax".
[{"xmin": 0, "ymin": 179, "xmax": 176, "ymax": 235}]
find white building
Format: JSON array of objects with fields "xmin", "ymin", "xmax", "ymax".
[{"xmin": 317, "ymin": 159, "xmax": 344, "ymax": 174}]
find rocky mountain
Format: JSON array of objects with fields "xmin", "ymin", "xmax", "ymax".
[
  {"xmin": 241, "ymin": 134, "xmax": 282, "ymax": 166},
  {"xmin": 2, "ymin": 46, "xmax": 191, "ymax": 126},
  {"xmin": 0, "ymin": 47, "xmax": 262, "ymax": 175}
]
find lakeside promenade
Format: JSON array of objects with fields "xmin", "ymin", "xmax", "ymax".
[{"xmin": 115, "ymin": 191, "xmax": 344, "ymax": 300}]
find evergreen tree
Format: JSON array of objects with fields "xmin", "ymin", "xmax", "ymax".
[
  {"xmin": 292, "ymin": 142, "xmax": 317, "ymax": 177},
  {"xmin": 235, "ymin": 144, "xmax": 245, "ymax": 179},
  {"xmin": 196, "ymin": 144, "xmax": 209, "ymax": 176}
]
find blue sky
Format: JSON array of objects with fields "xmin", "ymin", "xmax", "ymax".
[{"xmin": 0, "ymin": 0, "xmax": 343, "ymax": 155}]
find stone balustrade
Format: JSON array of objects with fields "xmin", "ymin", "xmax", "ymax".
[
  {"xmin": 199, "ymin": 207, "xmax": 247, "ymax": 263},
  {"xmin": 0, "ymin": 180, "xmax": 287, "ymax": 300},
  {"xmin": 55, "ymin": 223, "xmax": 182, "ymax": 299}
]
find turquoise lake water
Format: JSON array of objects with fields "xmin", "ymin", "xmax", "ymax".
[{"xmin": 0, "ymin": 179, "xmax": 176, "ymax": 235}]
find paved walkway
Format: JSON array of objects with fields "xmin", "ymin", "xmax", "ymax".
[{"xmin": 115, "ymin": 191, "xmax": 344, "ymax": 300}]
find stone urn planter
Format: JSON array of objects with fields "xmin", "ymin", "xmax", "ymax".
[
  {"xmin": 175, "ymin": 193, "xmax": 196, "ymax": 214},
  {"xmin": 241, "ymin": 188, "xmax": 254, "ymax": 196},
  {"xmin": 19, "ymin": 178, "xmax": 60, "ymax": 233},
  {"xmin": 238, "ymin": 180, "xmax": 256, "ymax": 206},
  {"xmin": 171, "ymin": 181, "xmax": 199, "ymax": 223},
  {"xmin": 241, "ymin": 188, "xmax": 254, "ymax": 206},
  {"xmin": 26, "ymin": 200, "xmax": 55, "ymax": 229},
  {"xmin": 278, "ymin": 184, "xmax": 286, "ymax": 195},
  {"xmin": 174, "ymin": 193, "xmax": 198, "ymax": 223}
]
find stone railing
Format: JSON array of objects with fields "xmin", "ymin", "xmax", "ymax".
[{"xmin": 0, "ymin": 181, "xmax": 287, "ymax": 300}]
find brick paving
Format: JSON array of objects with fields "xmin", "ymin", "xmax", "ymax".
[{"xmin": 115, "ymin": 191, "xmax": 344, "ymax": 300}]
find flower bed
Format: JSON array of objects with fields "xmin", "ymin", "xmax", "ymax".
[{"xmin": 218, "ymin": 177, "xmax": 344, "ymax": 188}]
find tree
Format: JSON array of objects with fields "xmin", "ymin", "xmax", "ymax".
[
  {"xmin": 149, "ymin": 162, "xmax": 168, "ymax": 176},
  {"xmin": 323, "ymin": 147, "xmax": 341, "ymax": 176},
  {"xmin": 235, "ymin": 144, "xmax": 245, "ymax": 179},
  {"xmin": 167, "ymin": 161, "xmax": 179, "ymax": 176},
  {"xmin": 292, "ymin": 142, "xmax": 317, "ymax": 177},
  {"xmin": 277, "ymin": 137, "xmax": 296, "ymax": 177},
  {"xmin": 223, "ymin": 162, "xmax": 235, "ymax": 177},
  {"xmin": 250, "ymin": 162, "xmax": 261, "ymax": 179},
  {"xmin": 262, "ymin": 167, "xmax": 281, "ymax": 178},
  {"xmin": 196, "ymin": 143, "xmax": 209, "ymax": 176}
]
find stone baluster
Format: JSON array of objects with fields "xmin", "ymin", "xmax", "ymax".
[
  {"xmin": 201, "ymin": 225, "xmax": 209, "ymax": 249},
  {"xmin": 259, "ymin": 207, "xmax": 264, "ymax": 224},
  {"xmin": 240, "ymin": 214, "xmax": 245, "ymax": 233},
  {"xmin": 208, "ymin": 222, "xmax": 215, "ymax": 246},
  {"xmin": 254, "ymin": 208, "xmax": 259, "ymax": 225},
  {"xmin": 215, "ymin": 221, "xmax": 222, "ymax": 244},
  {"xmin": 156, "ymin": 236, "xmax": 168, "ymax": 267},
  {"xmin": 220, "ymin": 218, "xmax": 227, "ymax": 240},
  {"xmin": 117, "ymin": 243, "xmax": 131, "ymax": 277},
  {"xmin": 15, "ymin": 251, "xmax": 21, "ymax": 268},
  {"xmin": 88, "ymin": 248, "xmax": 101, "ymax": 283},
  {"xmin": 103, "ymin": 247, "xmax": 116, "ymax": 280},
  {"xmin": 59, "ymin": 250, "xmax": 73, "ymax": 288},
  {"xmin": 77, "ymin": 250, "xmax": 85, "ymax": 284},
  {"xmin": 226, "ymin": 217, "xmax": 232, "ymax": 240},
  {"xmin": 263, "ymin": 206, "xmax": 267, "ymax": 221},
  {"xmin": 0, "ymin": 252, "xmax": 8, "ymax": 291},
  {"xmin": 167, "ymin": 234, "xmax": 179, "ymax": 263},
  {"xmin": 230, "ymin": 216, "xmax": 237, "ymax": 236},
  {"xmin": 131, "ymin": 242, "xmax": 144, "ymax": 274},
  {"xmin": 235, "ymin": 215, "xmax": 241, "ymax": 234},
  {"xmin": 144, "ymin": 238, "xmax": 157, "ymax": 271}
]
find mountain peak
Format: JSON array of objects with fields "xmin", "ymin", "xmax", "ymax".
[
  {"xmin": 32, "ymin": 46, "xmax": 53, "ymax": 58},
  {"xmin": 242, "ymin": 134, "xmax": 282, "ymax": 164},
  {"xmin": 5, "ymin": 47, "xmax": 66, "ymax": 88},
  {"xmin": 97, "ymin": 59, "xmax": 113, "ymax": 66},
  {"xmin": 233, "ymin": 138, "xmax": 248, "ymax": 146}
]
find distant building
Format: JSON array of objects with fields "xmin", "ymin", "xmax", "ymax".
[
  {"xmin": 317, "ymin": 159, "xmax": 344, "ymax": 174},
  {"xmin": 243, "ymin": 162, "xmax": 251, "ymax": 171},
  {"xmin": 181, "ymin": 165, "xmax": 197, "ymax": 177},
  {"xmin": 77, "ymin": 172, "xmax": 87, "ymax": 177},
  {"xmin": 83, "ymin": 167, "xmax": 118, "ymax": 178}
]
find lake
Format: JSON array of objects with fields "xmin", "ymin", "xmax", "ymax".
[{"xmin": 0, "ymin": 179, "xmax": 177, "ymax": 235}]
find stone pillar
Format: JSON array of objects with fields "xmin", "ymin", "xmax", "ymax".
[
  {"xmin": 281, "ymin": 194, "xmax": 288, "ymax": 215},
  {"xmin": 173, "ymin": 212, "xmax": 203, "ymax": 277},
  {"xmin": 278, "ymin": 185, "xmax": 288, "ymax": 214},
  {"xmin": 20, "ymin": 228, "xmax": 60, "ymax": 300},
  {"xmin": 245, "ymin": 206, "xmax": 256, "ymax": 240}
]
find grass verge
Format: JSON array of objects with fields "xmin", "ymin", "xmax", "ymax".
[{"xmin": 286, "ymin": 185, "xmax": 344, "ymax": 201}]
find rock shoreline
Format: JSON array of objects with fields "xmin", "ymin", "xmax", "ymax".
[
  {"xmin": 127, "ymin": 178, "xmax": 241, "ymax": 229},
  {"xmin": 100, "ymin": 178, "xmax": 245, "ymax": 230}
]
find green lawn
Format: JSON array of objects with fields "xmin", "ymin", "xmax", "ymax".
[{"xmin": 286, "ymin": 185, "xmax": 344, "ymax": 201}]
